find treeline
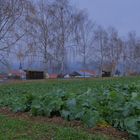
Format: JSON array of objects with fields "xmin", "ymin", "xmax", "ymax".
[{"xmin": 0, "ymin": 0, "xmax": 140, "ymax": 76}]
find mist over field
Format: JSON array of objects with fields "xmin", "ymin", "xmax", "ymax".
[{"xmin": 0, "ymin": 0, "xmax": 140, "ymax": 76}]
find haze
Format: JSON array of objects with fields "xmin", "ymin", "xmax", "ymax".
[{"xmin": 72, "ymin": 0, "xmax": 140, "ymax": 36}]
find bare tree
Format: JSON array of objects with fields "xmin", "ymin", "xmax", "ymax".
[
  {"xmin": 27, "ymin": 0, "xmax": 54, "ymax": 73},
  {"xmin": 0, "ymin": 0, "xmax": 26, "ymax": 64},
  {"xmin": 107, "ymin": 27, "xmax": 123, "ymax": 76},
  {"xmin": 0, "ymin": 0, "xmax": 35, "ymax": 70},
  {"xmin": 125, "ymin": 32, "xmax": 140, "ymax": 74},
  {"xmin": 94, "ymin": 26, "xmax": 109, "ymax": 77},
  {"xmin": 74, "ymin": 11, "xmax": 95, "ymax": 73},
  {"xmin": 48, "ymin": 0, "xmax": 76, "ymax": 73}
]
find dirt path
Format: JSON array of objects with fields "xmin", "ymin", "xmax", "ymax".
[{"xmin": 0, "ymin": 107, "xmax": 129, "ymax": 140}]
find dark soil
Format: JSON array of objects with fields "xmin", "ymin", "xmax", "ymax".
[{"xmin": 0, "ymin": 107, "xmax": 129, "ymax": 140}]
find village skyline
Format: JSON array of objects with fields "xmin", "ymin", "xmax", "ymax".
[{"xmin": 0, "ymin": 0, "xmax": 140, "ymax": 78}]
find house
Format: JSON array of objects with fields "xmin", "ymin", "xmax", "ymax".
[
  {"xmin": 57, "ymin": 74, "xmax": 65, "ymax": 78},
  {"xmin": 102, "ymin": 70, "xmax": 111, "ymax": 77},
  {"xmin": 69, "ymin": 71, "xmax": 81, "ymax": 77},
  {"xmin": 0, "ymin": 72, "xmax": 8, "ymax": 80},
  {"xmin": 69, "ymin": 70, "xmax": 96, "ymax": 78},
  {"xmin": 49, "ymin": 74, "xmax": 58, "ymax": 79},
  {"xmin": 8, "ymin": 70, "xmax": 26, "ymax": 79},
  {"xmin": 64, "ymin": 74, "xmax": 70, "ymax": 79},
  {"xmin": 24, "ymin": 70, "xmax": 44, "ymax": 80},
  {"xmin": 114, "ymin": 70, "xmax": 121, "ymax": 77},
  {"xmin": 102, "ymin": 64, "xmax": 112, "ymax": 77},
  {"xmin": 79, "ymin": 70, "xmax": 96, "ymax": 77}
]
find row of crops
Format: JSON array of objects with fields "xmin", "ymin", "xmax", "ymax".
[{"xmin": 0, "ymin": 78, "xmax": 140, "ymax": 139}]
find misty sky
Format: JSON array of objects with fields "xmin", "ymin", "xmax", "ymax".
[{"xmin": 71, "ymin": 0, "xmax": 140, "ymax": 37}]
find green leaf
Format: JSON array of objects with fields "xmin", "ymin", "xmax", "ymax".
[
  {"xmin": 61, "ymin": 110, "xmax": 70, "ymax": 120},
  {"xmin": 66, "ymin": 99, "xmax": 76, "ymax": 109}
]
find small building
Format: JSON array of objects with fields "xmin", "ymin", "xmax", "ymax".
[
  {"xmin": 64, "ymin": 74, "xmax": 70, "ymax": 79},
  {"xmin": 114, "ymin": 70, "xmax": 121, "ymax": 77},
  {"xmin": 79, "ymin": 70, "xmax": 96, "ymax": 77},
  {"xmin": 69, "ymin": 70, "xmax": 96, "ymax": 78},
  {"xmin": 49, "ymin": 74, "xmax": 58, "ymax": 79},
  {"xmin": 0, "ymin": 72, "xmax": 8, "ymax": 80},
  {"xmin": 102, "ymin": 70, "xmax": 111, "ymax": 77},
  {"xmin": 102, "ymin": 64, "xmax": 112, "ymax": 77},
  {"xmin": 8, "ymin": 70, "xmax": 26, "ymax": 80},
  {"xmin": 69, "ymin": 71, "xmax": 81, "ymax": 77},
  {"xmin": 25, "ymin": 70, "xmax": 44, "ymax": 80}
]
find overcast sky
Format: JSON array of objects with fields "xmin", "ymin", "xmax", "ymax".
[{"xmin": 71, "ymin": 0, "xmax": 140, "ymax": 37}]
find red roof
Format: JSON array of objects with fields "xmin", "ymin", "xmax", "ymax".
[
  {"xmin": 0, "ymin": 75, "xmax": 4, "ymax": 79},
  {"xmin": 9, "ymin": 70, "xmax": 26, "ymax": 76},
  {"xmin": 49, "ymin": 74, "xmax": 58, "ymax": 79},
  {"xmin": 80, "ymin": 70, "xmax": 96, "ymax": 75}
]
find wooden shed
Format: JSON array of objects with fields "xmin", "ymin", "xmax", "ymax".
[{"xmin": 25, "ymin": 70, "xmax": 44, "ymax": 80}]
